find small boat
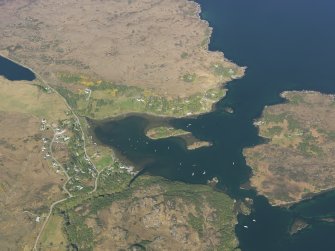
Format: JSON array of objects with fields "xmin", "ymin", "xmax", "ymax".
[
  {"xmin": 252, "ymin": 219, "xmax": 256, "ymax": 222},
  {"xmin": 202, "ymin": 171, "xmax": 206, "ymax": 175},
  {"xmin": 192, "ymin": 172, "xmax": 195, "ymax": 176},
  {"xmin": 243, "ymin": 225, "xmax": 248, "ymax": 229}
]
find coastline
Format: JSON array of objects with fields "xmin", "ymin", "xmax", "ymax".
[
  {"xmin": 244, "ymin": 90, "xmax": 335, "ymax": 207},
  {"xmin": 0, "ymin": 1, "xmax": 245, "ymax": 249}
]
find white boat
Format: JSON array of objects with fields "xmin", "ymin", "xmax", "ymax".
[
  {"xmin": 192, "ymin": 172, "xmax": 195, "ymax": 176},
  {"xmin": 243, "ymin": 225, "xmax": 248, "ymax": 229}
]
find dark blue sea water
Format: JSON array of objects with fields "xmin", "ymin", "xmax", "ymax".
[
  {"xmin": 94, "ymin": 0, "xmax": 335, "ymax": 250},
  {"xmin": 0, "ymin": 55, "xmax": 35, "ymax": 81}
]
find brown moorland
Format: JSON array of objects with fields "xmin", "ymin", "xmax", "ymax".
[
  {"xmin": 0, "ymin": 77, "xmax": 69, "ymax": 250},
  {"xmin": 0, "ymin": 0, "xmax": 244, "ymax": 98},
  {"xmin": 244, "ymin": 91, "xmax": 335, "ymax": 206},
  {"xmin": 57, "ymin": 176, "xmax": 239, "ymax": 251},
  {"xmin": 0, "ymin": 0, "xmax": 244, "ymax": 249}
]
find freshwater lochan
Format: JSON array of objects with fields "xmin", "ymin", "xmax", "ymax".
[{"xmin": 0, "ymin": 55, "xmax": 35, "ymax": 81}]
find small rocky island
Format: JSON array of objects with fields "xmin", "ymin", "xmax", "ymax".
[
  {"xmin": 146, "ymin": 126, "xmax": 212, "ymax": 150},
  {"xmin": 0, "ymin": 0, "xmax": 244, "ymax": 249},
  {"xmin": 244, "ymin": 91, "xmax": 335, "ymax": 206},
  {"xmin": 224, "ymin": 106, "xmax": 234, "ymax": 114},
  {"xmin": 186, "ymin": 140, "xmax": 212, "ymax": 150},
  {"xmin": 146, "ymin": 126, "xmax": 190, "ymax": 139},
  {"xmin": 289, "ymin": 218, "xmax": 309, "ymax": 235}
]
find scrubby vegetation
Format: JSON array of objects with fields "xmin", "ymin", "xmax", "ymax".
[
  {"xmin": 53, "ymin": 176, "xmax": 239, "ymax": 251},
  {"xmin": 182, "ymin": 73, "xmax": 197, "ymax": 82},
  {"xmin": 245, "ymin": 91, "xmax": 335, "ymax": 205},
  {"xmin": 56, "ymin": 72, "xmax": 227, "ymax": 119},
  {"xmin": 146, "ymin": 126, "xmax": 190, "ymax": 139}
]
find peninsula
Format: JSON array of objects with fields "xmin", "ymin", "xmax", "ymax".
[
  {"xmin": 0, "ymin": 0, "xmax": 244, "ymax": 119},
  {"xmin": 244, "ymin": 91, "xmax": 335, "ymax": 206},
  {"xmin": 0, "ymin": 0, "xmax": 243, "ymax": 250}
]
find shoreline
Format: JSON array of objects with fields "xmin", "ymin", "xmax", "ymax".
[
  {"xmin": 0, "ymin": 53, "xmax": 37, "ymax": 81},
  {"xmin": 0, "ymin": 0, "xmax": 246, "ymax": 122},
  {"xmin": 73, "ymin": 1, "xmax": 244, "ymax": 120},
  {"xmin": 245, "ymin": 90, "xmax": 335, "ymax": 208},
  {"xmin": 0, "ymin": 2, "xmax": 246, "ymax": 247},
  {"xmin": 0, "ymin": 0, "xmax": 245, "ymax": 191}
]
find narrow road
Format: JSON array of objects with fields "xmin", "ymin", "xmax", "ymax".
[
  {"xmin": 50, "ymin": 128, "xmax": 73, "ymax": 197},
  {"xmin": 33, "ymin": 197, "xmax": 69, "ymax": 251},
  {"xmin": 0, "ymin": 54, "xmax": 100, "ymax": 250},
  {"xmin": 90, "ymin": 165, "xmax": 110, "ymax": 194}
]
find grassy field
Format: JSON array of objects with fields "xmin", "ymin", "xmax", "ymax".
[
  {"xmin": 146, "ymin": 126, "xmax": 190, "ymax": 139},
  {"xmin": 56, "ymin": 72, "xmax": 227, "ymax": 119},
  {"xmin": 0, "ymin": 77, "xmax": 70, "ymax": 250},
  {"xmin": 0, "ymin": 77, "xmax": 68, "ymax": 120},
  {"xmin": 39, "ymin": 214, "xmax": 68, "ymax": 251}
]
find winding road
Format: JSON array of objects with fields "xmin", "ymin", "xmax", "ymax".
[{"xmin": 0, "ymin": 54, "xmax": 101, "ymax": 250}]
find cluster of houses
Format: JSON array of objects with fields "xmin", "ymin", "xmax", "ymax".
[
  {"xmin": 253, "ymin": 120, "xmax": 265, "ymax": 126},
  {"xmin": 119, "ymin": 165, "xmax": 138, "ymax": 176},
  {"xmin": 66, "ymin": 177, "xmax": 84, "ymax": 192},
  {"xmin": 39, "ymin": 118, "xmax": 100, "ymax": 192},
  {"xmin": 40, "ymin": 118, "xmax": 48, "ymax": 131},
  {"xmin": 40, "ymin": 117, "xmax": 139, "ymax": 193},
  {"xmin": 41, "ymin": 137, "xmax": 51, "ymax": 160},
  {"xmin": 84, "ymin": 88, "xmax": 92, "ymax": 101}
]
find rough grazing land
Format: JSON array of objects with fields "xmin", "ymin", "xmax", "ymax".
[
  {"xmin": 0, "ymin": 77, "xmax": 68, "ymax": 250},
  {"xmin": 0, "ymin": 0, "xmax": 244, "ymax": 98},
  {"xmin": 0, "ymin": 0, "xmax": 243, "ymax": 249},
  {"xmin": 244, "ymin": 91, "xmax": 335, "ymax": 206},
  {"xmin": 55, "ymin": 73, "xmax": 228, "ymax": 118},
  {"xmin": 57, "ymin": 176, "xmax": 240, "ymax": 251},
  {"xmin": 0, "ymin": 48, "xmax": 239, "ymax": 251}
]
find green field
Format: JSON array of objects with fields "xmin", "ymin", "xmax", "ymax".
[
  {"xmin": 56, "ymin": 72, "xmax": 227, "ymax": 119},
  {"xmin": 146, "ymin": 126, "xmax": 190, "ymax": 139}
]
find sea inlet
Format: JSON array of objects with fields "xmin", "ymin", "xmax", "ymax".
[{"xmin": 92, "ymin": 0, "xmax": 335, "ymax": 250}]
